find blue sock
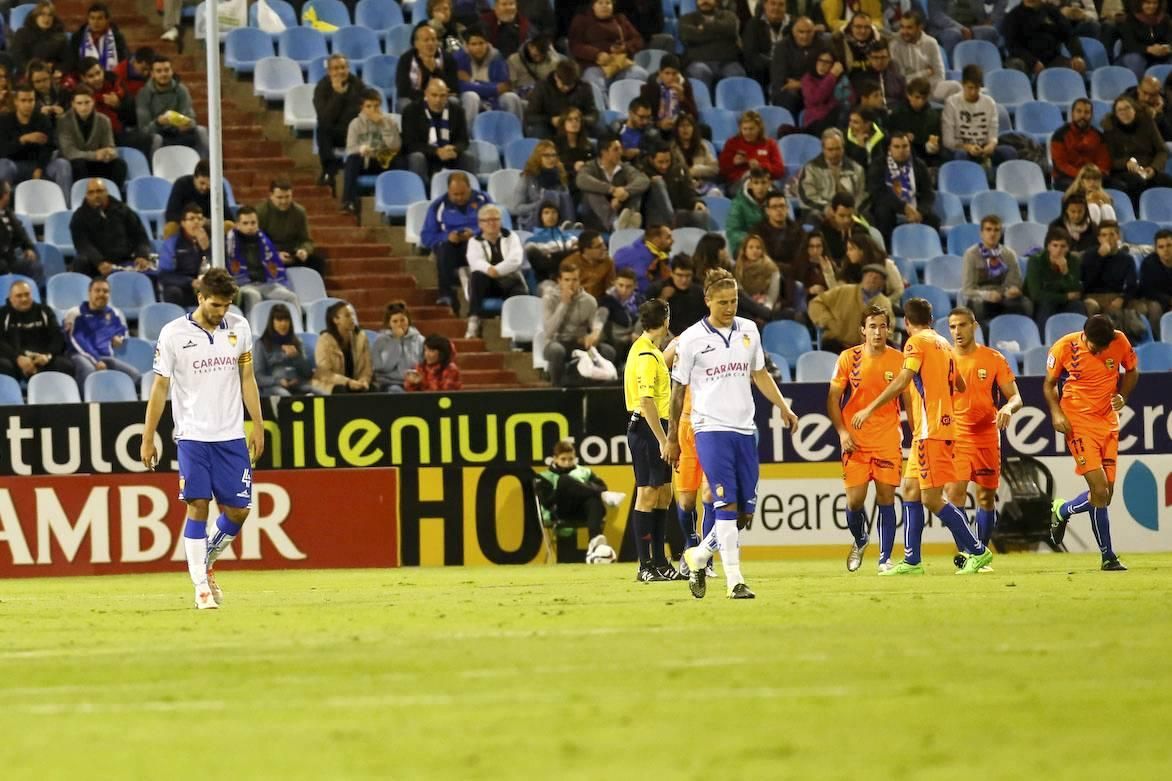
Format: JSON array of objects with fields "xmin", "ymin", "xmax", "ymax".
[
  {"xmin": 976, "ymin": 508, "xmax": 995, "ymax": 547},
  {"xmin": 936, "ymin": 502, "xmax": 984, "ymax": 555},
  {"xmin": 903, "ymin": 502, "xmax": 924, "ymax": 565},
  {"xmin": 845, "ymin": 507, "xmax": 867, "ymax": 546},
  {"xmin": 1090, "ymin": 506, "xmax": 1116, "ymax": 559},
  {"xmin": 183, "ymin": 518, "xmax": 207, "ymax": 539},
  {"xmin": 877, "ymin": 504, "xmax": 896, "ymax": 564},
  {"xmin": 701, "ymin": 502, "xmax": 715, "ymax": 539},
  {"xmin": 678, "ymin": 506, "xmax": 700, "ymax": 548},
  {"xmin": 1060, "ymin": 491, "xmax": 1091, "ymax": 521}
]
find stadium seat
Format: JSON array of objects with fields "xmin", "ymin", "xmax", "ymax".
[
  {"xmin": 33, "ymin": 242, "xmax": 66, "ymax": 279},
  {"xmin": 9, "ymin": 4, "xmax": 35, "ymax": 28},
  {"xmin": 938, "ymin": 160, "xmax": 988, "ymax": 207},
  {"xmin": 385, "ymin": 23, "xmax": 415, "ymax": 57},
  {"xmin": 126, "ymin": 176, "xmax": 172, "ymax": 232},
  {"xmin": 1044, "ymin": 312, "xmax": 1087, "ymax": 344},
  {"xmin": 1020, "ymin": 345, "xmax": 1049, "ymax": 376},
  {"xmin": 946, "ymin": 222, "xmax": 980, "ymax": 255},
  {"xmin": 472, "ymin": 111, "xmax": 523, "ymax": 147},
  {"xmin": 703, "ymin": 195, "xmax": 732, "ymax": 230},
  {"xmin": 253, "ymin": 56, "xmax": 304, "ymax": 102},
  {"xmin": 138, "ymin": 302, "xmax": 185, "ymax": 340},
  {"xmin": 487, "ymin": 169, "xmax": 522, "ymax": 212},
  {"xmin": 1137, "ymin": 341, "xmax": 1172, "ymax": 371},
  {"xmin": 284, "ymin": 83, "xmax": 318, "ymax": 131},
  {"xmin": 902, "ymin": 285, "xmax": 951, "ymax": 320},
  {"xmin": 607, "ymin": 78, "xmax": 643, "ymax": 112},
  {"xmin": 83, "ymin": 371, "xmax": 138, "ymax": 403},
  {"xmin": 298, "ymin": 331, "xmax": 318, "ymax": 358},
  {"xmin": 755, "ymin": 106, "xmax": 795, "ymax": 138},
  {"xmin": 114, "ymin": 336, "xmax": 156, "ymax": 375},
  {"xmin": 986, "ymin": 69, "xmax": 1033, "ymax": 115},
  {"xmin": 671, "ymin": 227, "xmax": 707, "ymax": 256},
  {"xmin": 500, "ymin": 295, "xmax": 542, "ymax": 346},
  {"xmin": 934, "ymin": 316, "xmax": 985, "ymax": 345},
  {"xmin": 700, "ymin": 108, "xmax": 738, "ymax": 148},
  {"xmin": 27, "ymin": 372, "xmax": 81, "ymax": 405},
  {"xmin": 1015, "ymin": 101, "xmax": 1064, "ymax": 144},
  {"xmin": 1147, "ymin": 63, "xmax": 1172, "ymax": 84},
  {"xmin": 139, "ymin": 372, "xmax": 156, "ymax": 401},
  {"xmin": 689, "ymin": 78, "xmax": 712, "ymax": 111},
  {"xmin": 285, "ymin": 266, "xmax": 327, "ymax": 306},
  {"xmin": 249, "ymin": 0, "xmax": 297, "ymax": 28},
  {"xmin": 1028, "ymin": 190, "xmax": 1064, "ymax": 225},
  {"xmin": 15, "ymin": 212, "xmax": 34, "ymax": 240},
  {"xmin": 951, "ymin": 40, "xmax": 1002, "ymax": 73},
  {"xmin": 934, "ymin": 191, "xmax": 966, "ymax": 233},
  {"xmin": 118, "ymin": 147, "xmax": 151, "ymax": 180},
  {"xmin": 923, "ymin": 255, "xmax": 964, "ymax": 299},
  {"xmin": 1104, "ymin": 188, "xmax": 1137, "ymax": 223},
  {"xmin": 1091, "ymin": 99, "xmax": 1113, "ymax": 130},
  {"xmin": 467, "ymin": 140, "xmax": 502, "ymax": 181},
  {"xmin": 0, "ymin": 273, "xmax": 40, "ymax": 302},
  {"xmin": 794, "ymin": 350, "xmax": 837, "ymax": 382},
  {"xmin": 996, "ymin": 103, "xmax": 1012, "ymax": 138},
  {"xmin": 106, "ymin": 270, "xmax": 156, "ymax": 321},
  {"xmin": 970, "ymin": 190, "xmax": 1022, "ymax": 226},
  {"xmin": 714, "ymin": 77, "xmax": 765, "ymax": 113},
  {"xmin": 634, "ymin": 48, "xmax": 667, "ymax": 72},
  {"xmin": 224, "ymin": 26, "xmax": 274, "ymax": 75},
  {"xmin": 333, "ymin": 26, "xmax": 381, "ymax": 68},
  {"xmin": 891, "ymin": 224, "xmax": 943, "ymax": 263},
  {"xmin": 1004, "ymin": 221, "xmax": 1047, "ymax": 258},
  {"xmin": 361, "ymin": 54, "xmax": 399, "ymax": 91},
  {"xmin": 1162, "ymin": 311, "xmax": 1172, "ymax": 344},
  {"xmin": 1139, "ymin": 188, "xmax": 1172, "ymax": 223},
  {"xmin": 278, "ymin": 27, "xmax": 329, "ymax": 69},
  {"xmin": 70, "ymin": 177, "xmax": 120, "ymax": 209},
  {"xmin": 404, "ymin": 200, "xmax": 430, "ymax": 249},
  {"xmin": 374, "ymin": 170, "xmax": 426, "ymax": 220},
  {"xmin": 306, "ymin": 55, "xmax": 331, "ymax": 84},
  {"xmin": 766, "ymin": 352, "xmax": 791, "ymax": 382},
  {"xmin": 302, "ymin": 0, "xmax": 351, "ymax": 28},
  {"xmin": 429, "ymin": 168, "xmax": 480, "ymax": 200},
  {"xmin": 1075, "ymin": 36, "xmax": 1109, "ymax": 70},
  {"xmin": 995, "ymin": 160, "xmax": 1047, "ymax": 206},
  {"xmin": 249, "ymin": 299, "xmax": 303, "ymax": 336},
  {"xmin": 152, "ymin": 146, "xmax": 200, "ymax": 183},
  {"xmin": 987, "ymin": 313, "xmax": 1041, "ymax": 362},
  {"xmin": 608, "ymin": 228, "xmax": 643, "ymax": 256},
  {"xmin": 1122, "ymin": 220, "xmax": 1159, "ymax": 245},
  {"xmin": 504, "ymin": 138, "xmax": 539, "ymax": 170},
  {"xmin": 1090, "ymin": 66, "xmax": 1138, "ymax": 102},
  {"xmin": 14, "ymin": 179, "xmax": 67, "ymax": 224},
  {"xmin": 47, "ymin": 272, "xmax": 90, "ymax": 313},
  {"xmin": 355, "ymin": 0, "xmax": 404, "ymax": 43},
  {"xmin": 303, "ymin": 297, "xmax": 344, "ymax": 333},
  {"xmin": 892, "ymin": 255, "xmax": 918, "ymax": 285},
  {"xmin": 0, "ymin": 375, "xmax": 23, "ymax": 406},
  {"xmin": 778, "ymin": 134, "xmax": 822, "ymax": 174},
  {"xmin": 1035, "ymin": 68, "xmax": 1087, "ymax": 114},
  {"xmin": 762, "ymin": 320, "xmax": 813, "ymax": 369}
]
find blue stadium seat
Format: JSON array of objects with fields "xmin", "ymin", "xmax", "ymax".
[
  {"xmin": 249, "ymin": 0, "xmax": 297, "ymax": 28},
  {"xmin": 467, "ymin": 139, "xmax": 502, "ymax": 181},
  {"xmin": 892, "ymin": 255, "xmax": 918, "ymax": 285},
  {"xmin": 934, "ymin": 191, "xmax": 966, "ymax": 233},
  {"xmin": 762, "ymin": 321, "xmax": 813, "ymax": 369},
  {"xmin": 404, "ymin": 200, "xmax": 430, "ymax": 248},
  {"xmin": 307, "ymin": 55, "xmax": 330, "ymax": 84},
  {"xmin": 374, "ymin": 170, "xmax": 426, "ymax": 220},
  {"xmin": 278, "ymin": 27, "xmax": 329, "ymax": 69},
  {"xmin": 127, "ymin": 176, "xmax": 172, "ymax": 231},
  {"xmin": 608, "ymin": 228, "xmax": 643, "ymax": 256},
  {"xmin": 487, "ymin": 168, "xmax": 522, "ymax": 212},
  {"xmin": 118, "ymin": 147, "xmax": 151, "ymax": 180},
  {"xmin": 504, "ymin": 137, "xmax": 540, "ymax": 170},
  {"xmin": 755, "ymin": 105, "xmax": 795, "ymax": 137},
  {"xmin": 70, "ymin": 177, "xmax": 120, "ymax": 209},
  {"xmin": 1076, "ymin": 36, "xmax": 1109, "ymax": 70},
  {"xmin": 385, "ymin": 23, "xmax": 415, "ymax": 56},
  {"xmin": 224, "ymin": 26, "xmax": 274, "ymax": 75},
  {"xmin": 332, "ymin": 26, "xmax": 382, "ymax": 68},
  {"xmin": 472, "ymin": 111, "xmax": 523, "ymax": 146},
  {"xmin": 0, "ymin": 273, "xmax": 40, "ymax": 303},
  {"xmin": 794, "ymin": 350, "xmax": 838, "ymax": 382},
  {"xmin": 714, "ymin": 77, "xmax": 765, "ymax": 113},
  {"xmin": 700, "ymin": 108, "xmax": 738, "ymax": 148},
  {"xmin": 14, "ymin": 179, "xmax": 67, "ymax": 223},
  {"xmin": 672, "ymin": 227, "xmax": 707, "ymax": 255},
  {"xmin": 9, "ymin": 4, "xmax": 35, "ymax": 28},
  {"xmin": 608, "ymin": 78, "xmax": 644, "ymax": 112},
  {"xmin": 1105, "ymin": 188, "xmax": 1137, "ymax": 223},
  {"xmin": 902, "ymin": 284, "xmax": 951, "ymax": 320},
  {"xmin": 301, "ymin": 0, "xmax": 350, "ymax": 28},
  {"xmin": 995, "ymin": 160, "xmax": 1047, "ymax": 206},
  {"xmin": 361, "ymin": 54, "xmax": 399, "ymax": 91},
  {"xmin": 891, "ymin": 224, "xmax": 944, "ymax": 263},
  {"xmin": 249, "ymin": 299, "xmax": 303, "ymax": 336},
  {"xmin": 303, "ymin": 297, "xmax": 344, "ymax": 333},
  {"xmin": 1162, "ymin": 311, "xmax": 1172, "ymax": 343},
  {"xmin": 1015, "ymin": 101, "xmax": 1064, "ymax": 144},
  {"xmin": 1091, "ymin": 66, "xmax": 1138, "ymax": 102},
  {"xmin": 987, "ymin": 313, "xmax": 1041, "ymax": 362},
  {"xmin": 355, "ymin": 0, "xmax": 404, "ymax": 42},
  {"xmin": 778, "ymin": 134, "xmax": 821, "ymax": 174},
  {"xmin": 254, "ymin": 56, "xmax": 305, "ymax": 101},
  {"xmin": 1035, "ymin": 68, "xmax": 1087, "ymax": 114},
  {"xmin": 1137, "ymin": 341, "xmax": 1172, "ymax": 371},
  {"xmin": 1028, "ymin": 190, "xmax": 1064, "ymax": 225},
  {"xmin": 286, "ymin": 266, "xmax": 328, "ymax": 305},
  {"xmin": 1122, "ymin": 220, "xmax": 1159, "ymax": 245},
  {"xmin": 947, "ymin": 222, "xmax": 980, "ymax": 255},
  {"xmin": 138, "ymin": 302, "xmax": 185, "ymax": 340},
  {"xmin": 1004, "ymin": 221, "xmax": 1047, "ymax": 259},
  {"xmin": 34, "ymin": 242, "xmax": 66, "ymax": 279},
  {"xmin": 951, "ymin": 40, "xmax": 1002, "ymax": 73},
  {"xmin": 970, "ymin": 190, "xmax": 1022, "ymax": 226},
  {"xmin": 766, "ymin": 352, "xmax": 791, "ymax": 382},
  {"xmin": 934, "ymin": 315, "xmax": 985, "ymax": 345},
  {"xmin": 986, "ymin": 69, "xmax": 1033, "ymax": 115},
  {"xmin": 1044, "ymin": 312, "xmax": 1087, "ymax": 344},
  {"xmin": 1021, "ymin": 345, "xmax": 1049, "ymax": 376},
  {"xmin": 106, "ymin": 270, "xmax": 157, "ymax": 321},
  {"xmin": 1146, "ymin": 64, "xmax": 1172, "ymax": 84},
  {"xmin": 938, "ymin": 160, "xmax": 988, "ymax": 206},
  {"xmin": 689, "ymin": 78, "xmax": 712, "ymax": 111},
  {"xmin": 27, "ymin": 372, "xmax": 80, "ymax": 405},
  {"xmin": 47, "ymin": 272, "xmax": 90, "ymax": 313},
  {"xmin": 703, "ymin": 195, "xmax": 732, "ymax": 230},
  {"xmin": 84, "ymin": 371, "xmax": 138, "ymax": 403},
  {"xmin": 0, "ymin": 375, "xmax": 23, "ymax": 406},
  {"xmin": 114, "ymin": 336, "xmax": 156, "ymax": 375},
  {"xmin": 634, "ymin": 48, "xmax": 668, "ymax": 72},
  {"xmin": 923, "ymin": 255, "xmax": 964, "ymax": 299},
  {"xmin": 298, "ymin": 331, "xmax": 319, "ymax": 357},
  {"xmin": 1139, "ymin": 188, "xmax": 1172, "ymax": 223},
  {"xmin": 284, "ymin": 83, "xmax": 318, "ymax": 131}
]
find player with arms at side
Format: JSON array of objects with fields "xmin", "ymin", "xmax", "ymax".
[
  {"xmin": 827, "ymin": 305, "xmax": 908, "ymax": 573},
  {"xmin": 667, "ymin": 269, "xmax": 799, "ymax": 599},
  {"xmin": 945, "ymin": 307, "xmax": 1022, "ymax": 568},
  {"xmin": 852, "ymin": 297, "xmax": 993, "ymax": 574},
  {"xmin": 1044, "ymin": 314, "xmax": 1138, "ymax": 571},
  {"xmin": 141, "ymin": 268, "xmax": 267, "ymax": 609}
]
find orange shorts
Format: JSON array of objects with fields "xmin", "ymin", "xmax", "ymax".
[
  {"xmin": 842, "ymin": 446, "xmax": 902, "ymax": 489},
  {"xmin": 953, "ymin": 443, "xmax": 1001, "ymax": 490},
  {"xmin": 675, "ymin": 418, "xmax": 703, "ymax": 493},
  {"xmin": 902, "ymin": 439, "xmax": 959, "ymax": 489},
  {"xmin": 1066, "ymin": 428, "xmax": 1119, "ymax": 483}
]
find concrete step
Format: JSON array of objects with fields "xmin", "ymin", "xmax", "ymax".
[
  {"xmin": 460, "ymin": 370, "xmax": 520, "ymax": 385},
  {"xmin": 317, "ymin": 243, "xmax": 395, "ymax": 259},
  {"xmin": 324, "ymin": 257, "xmax": 406, "ymax": 274}
]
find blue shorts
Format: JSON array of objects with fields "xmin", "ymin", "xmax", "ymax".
[
  {"xmin": 695, "ymin": 430, "xmax": 758, "ymax": 511},
  {"xmin": 176, "ymin": 439, "xmax": 252, "ymax": 509}
]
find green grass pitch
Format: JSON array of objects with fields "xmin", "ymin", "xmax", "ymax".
[{"xmin": 3, "ymin": 555, "xmax": 1171, "ymax": 780}]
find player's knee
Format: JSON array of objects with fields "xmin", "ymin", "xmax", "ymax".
[
  {"xmin": 977, "ymin": 489, "xmax": 996, "ymax": 509},
  {"xmin": 224, "ymin": 506, "xmax": 250, "ymax": 524},
  {"xmin": 1090, "ymin": 486, "xmax": 1111, "ymax": 506},
  {"xmin": 677, "ymin": 492, "xmax": 696, "ymax": 511},
  {"xmin": 185, "ymin": 499, "xmax": 210, "ymax": 519},
  {"xmin": 634, "ymin": 485, "xmax": 657, "ymax": 509}
]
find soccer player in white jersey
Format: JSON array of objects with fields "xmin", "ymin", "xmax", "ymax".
[
  {"xmin": 666, "ymin": 269, "xmax": 799, "ymax": 599},
  {"xmin": 141, "ymin": 268, "xmax": 266, "ymax": 610}
]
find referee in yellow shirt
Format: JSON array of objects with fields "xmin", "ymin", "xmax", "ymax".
[{"xmin": 624, "ymin": 298, "xmax": 677, "ymax": 582}]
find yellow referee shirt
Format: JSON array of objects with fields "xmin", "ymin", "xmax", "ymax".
[{"xmin": 624, "ymin": 332, "xmax": 671, "ymax": 419}]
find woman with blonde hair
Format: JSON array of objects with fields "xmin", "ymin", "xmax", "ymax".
[
  {"xmin": 515, "ymin": 139, "xmax": 575, "ymax": 229},
  {"xmin": 1064, "ymin": 163, "xmax": 1118, "ymax": 225},
  {"xmin": 734, "ymin": 234, "xmax": 782, "ymax": 311}
]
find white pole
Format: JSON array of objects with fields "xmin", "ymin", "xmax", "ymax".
[{"xmin": 205, "ymin": 2, "xmax": 225, "ymax": 268}]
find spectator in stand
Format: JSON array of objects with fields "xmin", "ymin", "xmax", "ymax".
[
  {"xmin": 1138, "ymin": 228, "xmax": 1172, "ymax": 338},
  {"xmin": 615, "ymin": 0, "xmax": 675, "ymax": 52},
  {"xmin": 838, "ymin": 228, "xmax": 905, "ymax": 298},
  {"xmin": 64, "ymin": 2, "xmax": 128, "ymax": 74},
  {"xmin": 924, "ymin": 0, "xmax": 1002, "ymax": 55},
  {"xmin": 691, "ymin": 230, "xmax": 774, "ymax": 322},
  {"xmin": 114, "ymin": 46, "xmax": 152, "ymax": 99},
  {"xmin": 0, "ymin": 181, "xmax": 44, "ymax": 286},
  {"xmin": 1065, "ymin": 163, "xmax": 1119, "ymax": 224},
  {"xmin": 1054, "ymin": 0, "xmax": 1101, "ymax": 38},
  {"xmin": 718, "ymin": 110, "xmax": 785, "ymax": 190},
  {"xmin": 396, "ymin": 22, "xmax": 461, "ymax": 112},
  {"xmin": 1127, "ymin": 76, "xmax": 1172, "ymax": 141},
  {"xmin": 27, "ymin": 59, "xmax": 67, "ymax": 124},
  {"xmin": 831, "ymin": 10, "xmax": 882, "ymax": 80},
  {"xmin": 252, "ymin": 303, "xmax": 313, "ymax": 397},
  {"xmin": 0, "ymin": 65, "xmax": 13, "ymax": 115},
  {"xmin": 77, "ymin": 57, "xmax": 150, "ymax": 156},
  {"xmin": 597, "ymin": 266, "xmax": 641, "ymax": 363},
  {"xmin": 520, "ymin": 0, "xmax": 557, "ymax": 38},
  {"xmin": 402, "ymin": 78, "xmax": 475, "ymax": 183},
  {"xmin": 163, "ymin": 160, "xmax": 233, "ymax": 238},
  {"xmin": 63, "ymin": 276, "xmax": 139, "ymax": 386},
  {"xmin": 890, "ymin": 10, "xmax": 958, "ymax": 103},
  {"xmin": 1023, "ymin": 226, "xmax": 1087, "ymax": 330},
  {"xmin": 1050, "ymin": 193, "xmax": 1099, "ymax": 255},
  {"xmin": 542, "ymin": 258, "xmax": 614, "ymax": 386},
  {"xmin": 1003, "ymin": 0, "xmax": 1087, "ymax": 75},
  {"xmin": 454, "ymin": 27, "xmax": 526, "ymax": 127},
  {"xmin": 225, "ymin": 206, "xmax": 300, "ymax": 316},
  {"xmin": 481, "ymin": 0, "xmax": 530, "ymax": 58},
  {"xmin": 56, "ymin": 86, "xmax": 126, "ymax": 190},
  {"xmin": 679, "ymin": 0, "xmax": 746, "ymax": 90},
  {"xmin": 0, "ymin": 279, "xmax": 73, "ymax": 381},
  {"xmin": 942, "ymin": 65, "xmax": 1015, "ymax": 173},
  {"xmin": 800, "ymin": 49, "xmax": 848, "ymax": 136},
  {"xmin": 1051, "ymin": 98, "xmax": 1111, "ymax": 191},
  {"xmin": 257, "ymin": 179, "xmax": 326, "ymax": 276},
  {"xmin": 515, "ymin": 139, "xmax": 576, "ymax": 230},
  {"xmin": 507, "ymin": 34, "xmax": 561, "ymax": 101},
  {"xmin": 524, "ymin": 201, "xmax": 582, "ymax": 281},
  {"xmin": 158, "ymin": 203, "xmax": 208, "ymax": 308},
  {"xmin": 70, "ymin": 178, "xmax": 151, "ymax": 278},
  {"xmin": 136, "ymin": 55, "xmax": 203, "ymax": 154},
  {"xmin": 428, "ymin": 0, "xmax": 468, "ymax": 55},
  {"xmin": 312, "ymin": 54, "xmax": 366, "ymax": 189},
  {"xmin": 845, "ymin": 106, "xmax": 886, "ymax": 169},
  {"xmin": 313, "ymin": 300, "xmax": 373, "ymax": 394},
  {"xmin": 421, "ymin": 171, "xmax": 491, "ymax": 311},
  {"xmin": 610, "ymin": 96, "xmax": 660, "ymax": 162},
  {"xmin": 8, "ymin": 1, "xmax": 68, "ymax": 72},
  {"xmin": 649, "ymin": 254, "xmax": 707, "ymax": 334},
  {"xmin": 771, "ymin": 15, "xmax": 825, "ymax": 116},
  {"xmin": 671, "ymin": 113, "xmax": 720, "ymax": 193},
  {"xmin": 887, "ymin": 78, "xmax": 945, "ymax": 170},
  {"xmin": 726, "ymin": 168, "xmax": 774, "ymax": 257},
  {"xmin": 464, "ymin": 204, "xmax": 528, "ymax": 338},
  {"xmin": 372, "ymin": 301, "xmax": 426, "ymax": 393},
  {"xmin": 613, "ymin": 223, "xmax": 673, "ymax": 295},
  {"xmin": 576, "ymin": 135, "xmax": 650, "ymax": 232},
  {"xmin": 808, "ymin": 263, "xmax": 895, "ymax": 352},
  {"xmin": 1081, "ymin": 220, "xmax": 1142, "ymax": 325},
  {"xmin": 527, "ymin": 59, "xmax": 600, "ymax": 139},
  {"xmin": 567, "ymin": 0, "xmax": 648, "ymax": 95},
  {"xmin": 866, "ymin": 131, "xmax": 938, "ymax": 248},
  {"xmin": 754, "ymin": 190, "xmax": 803, "ymax": 269},
  {"xmin": 734, "ymin": 234, "xmax": 783, "ymax": 312},
  {"xmin": 1118, "ymin": 0, "xmax": 1172, "ymax": 79},
  {"xmin": 797, "ymin": 128, "xmax": 866, "ymax": 221},
  {"xmin": 404, "ymin": 333, "xmax": 462, "ymax": 391},
  {"xmin": 340, "ymin": 89, "xmax": 402, "ymax": 217},
  {"xmin": 821, "ymin": 192, "xmax": 872, "ymax": 263},
  {"xmin": 960, "ymin": 215, "xmax": 1030, "ymax": 324},
  {"xmin": 791, "ymin": 230, "xmax": 838, "ymax": 302},
  {"xmin": 858, "ymin": 39, "xmax": 905, "ymax": 109},
  {"xmin": 638, "ymin": 54, "xmax": 698, "ymax": 140},
  {"xmin": 642, "ymin": 142, "xmax": 709, "ymax": 229},
  {"xmin": 1102, "ymin": 95, "xmax": 1172, "ymax": 205},
  {"xmin": 0, "ymin": 85, "xmax": 71, "ymax": 192},
  {"xmin": 743, "ymin": 0, "xmax": 791, "ymax": 90},
  {"xmin": 560, "ymin": 229, "xmax": 614, "ymax": 299}
]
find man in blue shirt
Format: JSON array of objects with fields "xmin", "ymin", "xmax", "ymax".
[
  {"xmin": 64, "ymin": 276, "xmax": 141, "ymax": 386},
  {"xmin": 420, "ymin": 172, "xmax": 492, "ymax": 312}
]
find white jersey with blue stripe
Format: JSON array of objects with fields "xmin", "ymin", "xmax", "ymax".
[{"xmin": 671, "ymin": 316, "xmax": 765, "ymax": 435}]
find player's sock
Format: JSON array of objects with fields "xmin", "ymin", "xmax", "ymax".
[
  {"xmin": 1060, "ymin": 491, "xmax": 1091, "ymax": 521},
  {"xmin": 701, "ymin": 502, "xmax": 716, "ymax": 540},
  {"xmin": 845, "ymin": 507, "xmax": 868, "ymax": 546},
  {"xmin": 677, "ymin": 506, "xmax": 700, "ymax": 549},
  {"xmin": 877, "ymin": 504, "xmax": 896, "ymax": 564},
  {"xmin": 1089, "ymin": 506, "xmax": 1116, "ymax": 559},
  {"xmin": 651, "ymin": 508, "xmax": 669, "ymax": 566},
  {"xmin": 903, "ymin": 502, "xmax": 925, "ymax": 565},
  {"xmin": 976, "ymin": 508, "xmax": 996, "ymax": 547},
  {"xmin": 935, "ymin": 502, "xmax": 984, "ymax": 555},
  {"xmin": 205, "ymin": 513, "xmax": 242, "ymax": 568},
  {"xmin": 632, "ymin": 510, "xmax": 654, "ymax": 567},
  {"xmin": 715, "ymin": 511, "xmax": 742, "ymax": 588},
  {"xmin": 183, "ymin": 518, "xmax": 208, "ymax": 586}
]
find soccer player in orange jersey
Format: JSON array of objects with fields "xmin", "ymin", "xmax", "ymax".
[
  {"xmin": 1043, "ymin": 315, "xmax": 1139, "ymax": 571},
  {"xmin": 661, "ymin": 343, "xmax": 714, "ymax": 580},
  {"xmin": 851, "ymin": 297, "xmax": 994, "ymax": 575},
  {"xmin": 827, "ymin": 305, "xmax": 909, "ymax": 572},
  {"xmin": 944, "ymin": 307, "xmax": 1023, "ymax": 559}
]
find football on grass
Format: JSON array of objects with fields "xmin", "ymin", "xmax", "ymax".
[{"xmin": 586, "ymin": 544, "xmax": 617, "ymax": 564}]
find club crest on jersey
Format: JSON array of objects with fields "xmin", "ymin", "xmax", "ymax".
[
  {"xmin": 741, "ymin": 334, "xmax": 751, "ymax": 349},
  {"xmin": 884, "ymin": 371, "xmax": 894, "ymax": 382},
  {"xmin": 1077, "ymin": 455, "xmax": 1087, "ymax": 466},
  {"xmin": 715, "ymin": 484, "xmax": 725, "ymax": 498},
  {"xmin": 1047, "ymin": 354, "xmax": 1056, "ymax": 369},
  {"xmin": 1105, "ymin": 358, "xmax": 1115, "ymax": 370},
  {"xmin": 977, "ymin": 368, "xmax": 988, "ymax": 381},
  {"xmin": 228, "ymin": 331, "xmax": 238, "ymax": 347}
]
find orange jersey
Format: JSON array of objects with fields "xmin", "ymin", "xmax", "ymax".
[
  {"xmin": 1047, "ymin": 331, "xmax": 1137, "ymax": 430},
  {"xmin": 953, "ymin": 346, "xmax": 1016, "ymax": 446},
  {"xmin": 831, "ymin": 344, "xmax": 904, "ymax": 451},
  {"xmin": 903, "ymin": 329, "xmax": 959, "ymax": 441}
]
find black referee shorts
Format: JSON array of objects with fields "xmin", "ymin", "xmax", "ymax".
[{"xmin": 627, "ymin": 414, "xmax": 671, "ymax": 487}]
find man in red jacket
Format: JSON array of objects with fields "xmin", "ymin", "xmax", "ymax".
[{"xmin": 1050, "ymin": 97, "xmax": 1111, "ymax": 191}]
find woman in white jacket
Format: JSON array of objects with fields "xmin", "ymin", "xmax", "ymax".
[{"xmin": 464, "ymin": 204, "xmax": 529, "ymax": 337}]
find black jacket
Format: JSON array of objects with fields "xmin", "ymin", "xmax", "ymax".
[
  {"xmin": 395, "ymin": 51, "xmax": 460, "ymax": 106},
  {"xmin": 527, "ymin": 73, "xmax": 599, "ymax": 132},
  {"xmin": 69, "ymin": 197, "xmax": 152, "ymax": 276},
  {"xmin": 866, "ymin": 154, "xmax": 936, "ymax": 220},
  {"xmin": 648, "ymin": 279, "xmax": 706, "ymax": 335},
  {"xmin": 164, "ymin": 174, "xmax": 234, "ymax": 225},
  {"xmin": 0, "ymin": 208, "xmax": 36, "ymax": 272},
  {"xmin": 1003, "ymin": 3, "xmax": 1082, "ymax": 70},
  {"xmin": 312, "ymin": 74, "xmax": 367, "ymax": 138},
  {"xmin": 769, "ymin": 36, "xmax": 826, "ymax": 106},
  {"xmin": 1082, "ymin": 247, "xmax": 1138, "ymax": 301},
  {"xmin": 0, "ymin": 303, "xmax": 66, "ymax": 361},
  {"xmin": 401, "ymin": 99, "xmax": 471, "ymax": 162},
  {"xmin": 64, "ymin": 23, "xmax": 129, "ymax": 74},
  {"xmin": 0, "ymin": 112, "xmax": 56, "ymax": 167}
]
